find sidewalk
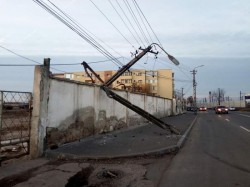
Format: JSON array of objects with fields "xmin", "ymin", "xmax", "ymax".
[
  {"xmin": 46, "ymin": 112, "xmax": 196, "ymax": 160},
  {"xmin": 0, "ymin": 112, "xmax": 197, "ymax": 187}
]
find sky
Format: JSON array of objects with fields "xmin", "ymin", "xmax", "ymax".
[{"xmin": 0, "ymin": 0, "xmax": 250, "ymax": 99}]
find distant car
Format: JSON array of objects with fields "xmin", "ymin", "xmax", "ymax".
[
  {"xmin": 215, "ymin": 106, "xmax": 228, "ymax": 114},
  {"xmin": 187, "ymin": 107, "xmax": 197, "ymax": 111},
  {"xmin": 229, "ymin": 106, "xmax": 236, "ymax": 111},
  {"xmin": 199, "ymin": 106, "xmax": 207, "ymax": 111}
]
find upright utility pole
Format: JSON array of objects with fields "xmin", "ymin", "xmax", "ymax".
[
  {"xmin": 181, "ymin": 87, "xmax": 184, "ymax": 111},
  {"xmin": 190, "ymin": 65, "xmax": 204, "ymax": 114},
  {"xmin": 191, "ymin": 70, "xmax": 197, "ymax": 114},
  {"xmin": 240, "ymin": 91, "xmax": 242, "ymax": 107}
]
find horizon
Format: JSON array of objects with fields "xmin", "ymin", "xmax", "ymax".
[{"xmin": 1, "ymin": 55, "xmax": 249, "ymax": 99}]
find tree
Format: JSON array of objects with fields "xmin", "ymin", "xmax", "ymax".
[
  {"xmin": 187, "ymin": 96, "xmax": 194, "ymax": 106},
  {"xmin": 212, "ymin": 88, "xmax": 225, "ymax": 105}
]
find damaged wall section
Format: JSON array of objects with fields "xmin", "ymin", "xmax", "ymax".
[{"xmin": 30, "ymin": 60, "xmax": 176, "ymax": 157}]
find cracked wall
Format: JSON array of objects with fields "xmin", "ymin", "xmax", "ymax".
[{"xmin": 31, "ymin": 64, "xmax": 174, "ymax": 156}]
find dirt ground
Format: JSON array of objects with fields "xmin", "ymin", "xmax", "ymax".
[{"xmin": 0, "ymin": 154, "xmax": 175, "ymax": 187}]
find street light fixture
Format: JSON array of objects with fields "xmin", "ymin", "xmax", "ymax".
[{"xmin": 151, "ymin": 43, "xmax": 180, "ymax": 66}]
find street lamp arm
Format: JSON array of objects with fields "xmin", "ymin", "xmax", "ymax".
[
  {"xmin": 194, "ymin": 65, "xmax": 204, "ymax": 70},
  {"xmin": 151, "ymin": 43, "xmax": 180, "ymax": 66}
]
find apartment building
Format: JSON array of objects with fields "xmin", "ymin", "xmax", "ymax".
[{"xmin": 53, "ymin": 69, "xmax": 174, "ymax": 99}]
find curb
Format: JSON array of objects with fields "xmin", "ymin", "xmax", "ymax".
[
  {"xmin": 46, "ymin": 116, "xmax": 198, "ymax": 160},
  {"xmin": 176, "ymin": 115, "xmax": 197, "ymax": 149}
]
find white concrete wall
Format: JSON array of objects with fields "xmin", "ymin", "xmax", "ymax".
[
  {"xmin": 31, "ymin": 64, "xmax": 178, "ymax": 156},
  {"xmin": 157, "ymin": 97, "xmax": 165, "ymax": 118},
  {"xmin": 46, "ymin": 78, "xmax": 176, "ymax": 131},
  {"xmin": 47, "ymin": 80, "xmax": 96, "ymax": 129}
]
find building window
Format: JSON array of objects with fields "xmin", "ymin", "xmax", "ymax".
[
  {"xmin": 65, "ymin": 74, "xmax": 73, "ymax": 79},
  {"xmin": 146, "ymin": 71, "xmax": 157, "ymax": 77},
  {"xmin": 124, "ymin": 79, "xmax": 132, "ymax": 84},
  {"xmin": 123, "ymin": 71, "xmax": 132, "ymax": 76},
  {"xmin": 152, "ymin": 86, "xmax": 157, "ymax": 91}
]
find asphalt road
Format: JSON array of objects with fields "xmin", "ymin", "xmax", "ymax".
[{"xmin": 159, "ymin": 110, "xmax": 250, "ymax": 187}]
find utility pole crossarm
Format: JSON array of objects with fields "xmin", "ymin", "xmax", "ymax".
[{"xmin": 104, "ymin": 45, "xmax": 152, "ymax": 87}]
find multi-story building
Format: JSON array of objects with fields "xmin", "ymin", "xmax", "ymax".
[{"xmin": 53, "ymin": 69, "xmax": 174, "ymax": 99}]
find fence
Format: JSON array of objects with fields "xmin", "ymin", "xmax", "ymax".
[{"xmin": 0, "ymin": 91, "xmax": 32, "ymax": 161}]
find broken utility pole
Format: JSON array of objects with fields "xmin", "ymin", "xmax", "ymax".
[{"xmin": 81, "ymin": 43, "xmax": 180, "ymax": 134}]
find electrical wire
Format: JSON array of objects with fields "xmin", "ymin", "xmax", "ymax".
[
  {"xmin": 156, "ymin": 57, "xmax": 192, "ymax": 80},
  {"xmin": 0, "ymin": 64, "xmax": 38, "ymax": 66},
  {"xmin": 33, "ymin": 0, "xmax": 123, "ymax": 68},
  {"xmin": 133, "ymin": 0, "xmax": 163, "ymax": 47},
  {"xmin": 115, "ymin": 0, "xmax": 146, "ymax": 47},
  {"xmin": 123, "ymin": 0, "xmax": 150, "ymax": 46},
  {"xmin": 89, "ymin": 0, "xmax": 136, "ymax": 49},
  {"xmin": 0, "ymin": 45, "xmax": 41, "ymax": 65},
  {"xmin": 0, "ymin": 44, "xmax": 122, "ymax": 80},
  {"xmin": 48, "ymin": 0, "xmax": 127, "ymax": 63},
  {"xmin": 132, "ymin": 0, "xmax": 154, "ymax": 44},
  {"xmin": 47, "ymin": 0, "xmax": 124, "ymax": 67},
  {"xmin": 0, "ymin": 44, "xmax": 71, "ymax": 73},
  {"xmin": 108, "ymin": 0, "xmax": 141, "ymax": 47},
  {"xmin": 16, "ymin": 1, "xmax": 187, "ymax": 86}
]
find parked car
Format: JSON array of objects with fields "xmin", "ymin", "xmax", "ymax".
[
  {"xmin": 215, "ymin": 106, "xmax": 228, "ymax": 114},
  {"xmin": 199, "ymin": 106, "xmax": 207, "ymax": 111},
  {"xmin": 187, "ymin": 107, "xmax": 197, "ymax": 111},
  {"xmin": 229, "ymin": 106, "xmax": 236, "ymax": 111}
]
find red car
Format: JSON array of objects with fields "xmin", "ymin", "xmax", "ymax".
[
  {"xmin": 215, "ymin": 106, "xmax": 228, "ymax": 114},
  {"xmin": 199, "ymin": 106, "xmax": 207, "ymax": 111}
]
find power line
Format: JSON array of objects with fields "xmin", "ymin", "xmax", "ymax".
[
  {"xmin": 88, "ymin": 57, "xmax": 123, "ymax": 64},
  {"xmin": 47, "ymin": 0, "xmax": 124, "ymax": 67},
  {"xmin": 115, "ymin": 0, "xmax": 146, "ymax": 47},
  {"xmin": 48, "ymin": 0, "xmax": 126, "ymax": 62},
  {"xmin": 156, "ymin": 57, "xmax": 192, "ymax": 80},
  {"xmin": 132, "ymin": 0, "xmax": 154, "ymax": 44},
  {"xmin": 108, "ymin": 0, "xmax": 141, "ymax": 47},
  {"xmin": 33, "ymin": 0, "xmax": 123, "ymax": 68},
  {"xmin": 0, "ymin": 45, "xmax": 41, "ymax": 65},
  {"xmin": 133, "ymin": 0, "xmax": 163, "ymax": 47},
  {"xmin": 0, "ymin": 64, "xmax": 38, "ymax": 67},
  {"xmin": 0, "ymin": 63, "xmax": 80, "ymax": 66},
  {"xmin": 0, "ymin": 42, "xmax": 117, "ymax": 67},
  {"xmin": 0, "ymin": 44, "xmax": 71, "ymax": 73},
  {"xmin": 123, "ymin": 0, "xmax": 150, "ymax": 45},
  {"xmin": 89, "ymin": 0, "xmax": 136, "ymax": 49}
]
